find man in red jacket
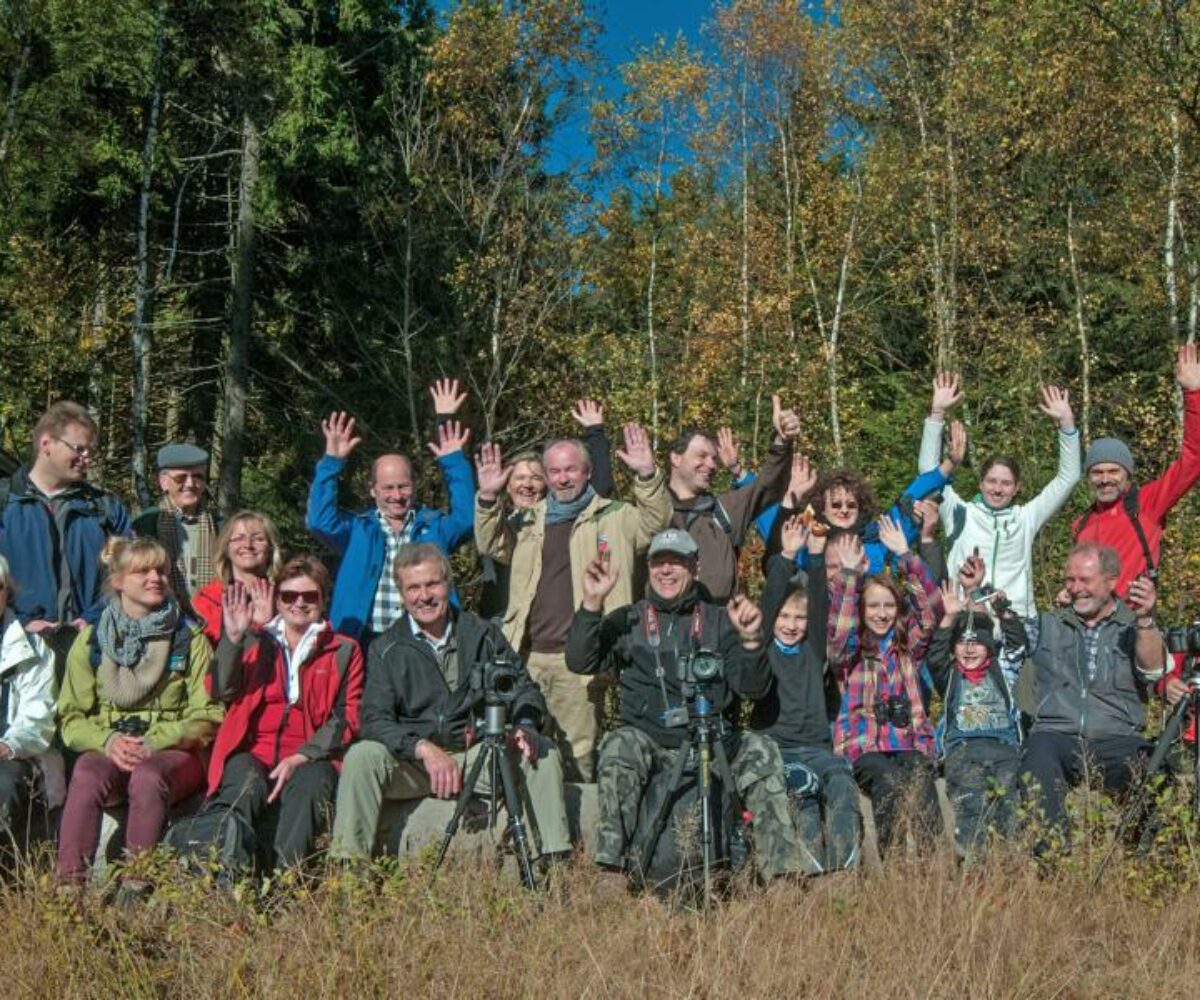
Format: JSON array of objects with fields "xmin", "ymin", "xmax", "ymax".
[{"xmin": 1073, "ymin": 344, "xmax": 1200, "ymax": 596}]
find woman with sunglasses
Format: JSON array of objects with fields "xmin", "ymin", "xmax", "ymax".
[
  {"xmin": 56, "ymin": 538, "xmax": 223, "ymax": 884},
  {"xmin": 191, "ymin": 510, "xmax": 285, "ymax": 646},
  {"xmin": 197, "ymin": 556, "xmax": 363, "ymax": 871}
]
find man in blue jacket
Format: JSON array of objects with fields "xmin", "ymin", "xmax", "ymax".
[{"xmin": 306, "ymin": 380, "xmax": 475, "ymax": 642}]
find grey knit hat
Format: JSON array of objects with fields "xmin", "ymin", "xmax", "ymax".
[{"xmin": 1084, "ymin": 437, "xmax": 1135, "ymax": 476}]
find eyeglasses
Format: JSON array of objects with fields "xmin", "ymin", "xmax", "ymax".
[
  {"xmin": 55, "ymin": 437, "xmax": 95, "ymax": 460},
  {"xmin": 228, "ymin": 533, "xmax": 268, "ymax": 546},
  {"xmin": 828, "ymin": 500, "xmax": 858, "ymax": 511},
  {"xmin": 279, "ymin": 589, "xmax": 321, "ymax": 606},
  {"xmin": 165, "ymin": 471, "xmax": 206, "ymax": 486}
]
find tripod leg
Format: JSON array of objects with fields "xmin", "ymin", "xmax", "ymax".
[
  {"xmin": 433, "ymin": 745, "xmax": 490, "ymax": 873},
  {"xmin": 495, "ymin": 742, "xmax": 538, "ymax": 890}
]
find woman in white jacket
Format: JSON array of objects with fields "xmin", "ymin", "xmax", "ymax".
[
  {"xmin": 0, "ymin": 554, "xmax": 62, "ymax": 847},
  {"xmin": 917, "ymin": 375, "xmax": 1080, "ymax": 620}
]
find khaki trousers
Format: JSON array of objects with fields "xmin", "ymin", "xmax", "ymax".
[{"xmin": 526, "ymin": 650, "xmax": 603, "ymax": 782}]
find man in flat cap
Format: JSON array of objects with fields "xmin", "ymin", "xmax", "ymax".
[{"xmin": 133, "ymin": 443, "xmax": 220, "ymax": 614}]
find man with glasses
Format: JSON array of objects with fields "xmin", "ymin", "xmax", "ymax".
[
  {"xmin": 0, "ymin": 401, "xmax": 130, "ymax": 669},
  {"xmin": 133, "ymin": 443, "xmax": 219, "ymax": 615}
]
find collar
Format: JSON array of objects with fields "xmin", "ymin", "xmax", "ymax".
[
  {"xmin": 0, "ymin": 611, "xmax": 37, "ymax": 676},
  {"xmin": 376, "ymin": 508, "xmax": 415, "ymax": 537},
  {"xmin": 1060, "ymin": 598, "xmax": 1134, "ymax": 631},
  {"xmin": 163, "ymin": 495, "xmax": 207, "ymax": 523},
  {"xmin": 265, "ymin": 616, "xmax": 328, "ymax": 653},
  {"xmin": 409, "ymin": 614, "xmax": 453, "ymax": 652},
  {"xmin": 773, "ymin": 637, "xmax": 800, "ymax": 656}
]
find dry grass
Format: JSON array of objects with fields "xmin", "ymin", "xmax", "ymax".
[{"xmin": 3, "ymin": 839, "xmax": 1200, "ymax": 1000}]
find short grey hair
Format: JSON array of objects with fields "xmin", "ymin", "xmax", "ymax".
[
  {"xmin": 1069, "ymin": 543, "xmax": 1121, "ymax": 580},
  {"xmin": 393, "ymin": 542, "xmax": 453, "ymax": 588},
  {"xmin": 0, "ymin": 554, "xmax": 13, "ymax": 595},
  {"xmin": 542, "ymin": 438, "xmax": 592, "ymax": 473}
]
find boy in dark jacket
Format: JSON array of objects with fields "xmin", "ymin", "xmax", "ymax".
[
  {"xmin": 928, "ymin": 557, "xmax": 1027, "ymax": 862},
  {"xmin": 752, "ymin": 513, "xmax": 861, "ymax": 873}
]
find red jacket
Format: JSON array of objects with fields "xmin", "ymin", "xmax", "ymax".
[
  {"xmin": 1073, "ymin": 388, "xmax": 1200, "ymax": 595},
  {"xmin": 205, "ymin": 624, "xmax": 364, "ymax": 796},
  {"xmin": 193, "ymin": 579, "xmax": 223, "ymax": 647}
]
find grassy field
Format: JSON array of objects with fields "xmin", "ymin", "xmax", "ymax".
[{"xmin": 4, "ymin": 836, "xmax": 1200, "ymax": 1000}]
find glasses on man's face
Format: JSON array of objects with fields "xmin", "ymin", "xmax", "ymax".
[
  {"xmin": 279, "ymin": 589, "xmax": 321, "ymax": 607},
  {"xmin": 165, "ymin": 471, "xmax": 206, "ymax": 486},
  {"xmin": 55, "ymin": 437, "xmax": 95, "ymax": 460}
]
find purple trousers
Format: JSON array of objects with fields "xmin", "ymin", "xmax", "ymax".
[{"xmin": 56, "ymin": 749, "xmax": 205, "ymax": 881}]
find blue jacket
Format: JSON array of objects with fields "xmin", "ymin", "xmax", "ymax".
[
  {"xmin": 305, "ymin": 451, "xmax": 475, "ymax": 638},
  {"xmin": 0, "ymin": 466, "xmax": 131, "ymax": 626}
]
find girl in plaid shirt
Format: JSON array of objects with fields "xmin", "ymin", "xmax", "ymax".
[{"xmin": 827, "ymin": 518, "xmax": 944, "ymax": 857}]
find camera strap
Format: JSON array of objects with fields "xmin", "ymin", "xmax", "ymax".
[{"xmin": 645, "ymin": 605, "xmax": 703, "ymax": 712}]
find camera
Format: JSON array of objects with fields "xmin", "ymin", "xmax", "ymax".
[
  {"xmin": 679, "ymin": 649, "xmax": 723, "ymax": 685},
  {"xmin": 1165, "ymin": 622, "xmax": 1200, "ymax": 657},
  {"xmin": 478, "ymin": 657, "xmax": 522, "ymax": 705},
  {"xmin": 113, "ymin": 716, "xmax": 149, "ymax": 737},
  {"xmin": 972, "ymin": 585, "xmax": 1012, "ymax": 616},
  {"xmin": 873, "ymin": 695, "xmax": 913, "ymax": 728}
]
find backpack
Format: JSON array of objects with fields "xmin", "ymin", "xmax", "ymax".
[
  {"xmin": 673, "ymin": 497, "xmax": 742, "ymax": 547},
  {"xmin": 1073, "ymin": 486, "xmax": 1156, "ymax": 578},
  {"xmin": 164, "ymin": 803, "xmax": 256, "ymax": 880}
]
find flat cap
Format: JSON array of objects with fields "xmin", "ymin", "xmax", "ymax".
[{"xmin": 156, "ymin": 443, "xmax": 209, "ymax": 470}]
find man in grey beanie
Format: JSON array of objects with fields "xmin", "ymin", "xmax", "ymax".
[{"xmin": 1072, "ymin": 343, "xmax": 1200, "ymax": 595}]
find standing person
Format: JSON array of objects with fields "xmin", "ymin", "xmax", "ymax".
[
  {"xmin": 827, "ymin": 523, "xmax": 945, "ymax": 857},
  {"xmin": 0, "ymin": 401, "xmax": 130, "ymax": 668},
  {"xmin": 190, "ymin": 510, "xmax": 285, "ymax": 647},
  {"xmin": 306, "ymin": 379, "xmax": 475, "ymax": 642},
  {"xmin": 474, "ymin": 424, "xmax": 669, "ymax": 782},
  {"xmin": 197, "ymin": 558, "xmax": 363, "ymax": 871},
  {"xmin": 56, "ymin": 538, "xmax": 222, "ymax": 885},
  {"xmin": 752, "ymin": 514, "xmax": 861, "ymax": 874},
  {"xmin": 1071, "ymin": 345, "xmax": 1200, "ymax": 595},
  {"xmin": 918, "ymin": 374, "xmax": 1080, "ymax": 617},
  {"xmin": 666, "ymin": 395, "xmax": 800, "ymax": 603},
  {"xmin": 132, "ymin": 444, "xmax": 220, "ymax": 616}
]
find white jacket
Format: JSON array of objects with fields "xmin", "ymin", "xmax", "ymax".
[
  {"xmin": 919, "ymin": 418, "xmax": 1080, "ymax": 617},
  {"xmin": 0, "ymin": 611, "xmax": 65, "ymax": 807}
]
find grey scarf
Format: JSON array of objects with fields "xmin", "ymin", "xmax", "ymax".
[
  {"xmin": 95, "ymin": 599, "xmax": 179, "ymax": 709},
  {"xmin": 546, "ymin": 484, "xmax": 596, "ymax": 526}
]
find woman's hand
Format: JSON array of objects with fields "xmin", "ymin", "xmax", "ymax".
[
  {"xmin": 222, "ymin": 581, "xmax": 255, "ymax": 645},
  {"xmin": 267, "ymin": 753, "xmax": 310, "ymax": 804}
]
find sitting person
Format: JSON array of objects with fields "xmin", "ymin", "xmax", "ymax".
[
  {"xmin": 196, "ymin": 557, "xmax": 363, "ymax": 871},
  {"xmin": 56, "ymin": 538, "xmax": 222, "ymax": 884},
  {"xmin": 751, "ymin": 514, "xmax": 861, "ymax": 874},
  {"xmin": 565, "ymin": 528, "xmax": 800, "ymax": 884},
  {"xmin": 191, "ymin": 510, "xmax": 284, "ymax": 647},
  {"xmin": 330, "ymin": 543, "xmax": 570, "ymax": 864},
  {"xmin": 0, "ymin": 554, "xmax": 62, "ymax": 852},
  {"xmin": 928, "ymin": 557, "xmax": 1027, "ymax": 862},
  {"xmin": 827, "ymin": 523, "xmax": 944, "ymax": 857}
]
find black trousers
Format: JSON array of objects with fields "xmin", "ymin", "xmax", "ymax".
[
  {"xmin": 853, "ymin": 751, "xmax": 942, "ymax": 857},
  {"xmin": 0, "ymin": 758, "xmax": 36, "ymax": 851},
  {"xmin": 1020, "ymin": 730, "xmax": 1149, "ymax": 833},
  {"xmin": 208, "ymin": 753, "xmax": 338, "ymax": 869}
]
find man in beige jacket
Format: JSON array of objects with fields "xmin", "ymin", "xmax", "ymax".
[{"xmin": 474, "ymin": 423, "xmax": 670, "ymax": 781}]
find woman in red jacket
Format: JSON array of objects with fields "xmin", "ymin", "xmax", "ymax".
[
  {"xmin": 200, "ymin": 556, "xmax": 363, "ymax": 869},
  {"xmin": 191, "ymin": 510, "xmax": 284, "ymax": 647}
]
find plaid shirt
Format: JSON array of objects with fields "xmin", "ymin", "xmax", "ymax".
[
  {"xmin": 828, "ymin": 552, "xmax": 942, "ymax": 764},
  {"xmin": 369, "ymin": 511, "xmax": 414, "ymax": 635}
]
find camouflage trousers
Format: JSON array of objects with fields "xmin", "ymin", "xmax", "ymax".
[
  {"xmin": 594, "ymin": 725, "xmax": 800, "ymax": 878},
  {"xmin": 944, "ymin": 738, "xmax": 1020, "ymax": 862}
]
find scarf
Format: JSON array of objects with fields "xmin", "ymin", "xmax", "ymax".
[
  {"xmin": 158, "ymin": 498, "xmax": 218, "ymax": 605},
  {"xmin": 545, "ymin": 483, "xmax": 596, "ymax": 526},
  {"xmin": 648, "ymin": 582, "xmax": 701, "ymax": 617},
  {"xmin": 773, "ymin": 637, "xmax": 800, "ymax": 656},
  {"xmin": 956, "ymin": 654, "xmax": 993, "ymax": 686},
  {"xmin": 862, "ymin": 628, "xmax": 931, "ymax": 737},
  {"xmin": 95, "ymin": 598, "xmax": 179, "ymax": 708}
]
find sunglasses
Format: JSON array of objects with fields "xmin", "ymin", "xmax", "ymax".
[
  {"xmin": 827, "ymin": 500, "xmax": 858, "ymax": 511},
  {"xmin": 165, "ymin": 471, "xmax": 206, "ymax": 486},
  {"xmin": 279, "ymin": 589, "xmax": 321, "ymax": 606}
]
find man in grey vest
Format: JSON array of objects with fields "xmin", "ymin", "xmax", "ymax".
[{"xmin": 1020, "ymin": 543, "xmax": 1167, "ymax": 845}]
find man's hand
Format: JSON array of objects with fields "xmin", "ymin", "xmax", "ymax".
[
  {"xmin": 1165, "ymin": 674, "xmax": 1190, "ymax": 706},
  {"xmin": 222, "ymin": 581, "xmax": 255, "ymax": 645},
  {"xmin": 429, "ymin": 378, "xmax": 467, "ymax": 416},
  {"xmin": 727, "ymin": 594, "xmax": 764, "ymax": 647},
  {"xmin": 780, "ymin": 513, "xmax": 810, "ymax": 561},
  {"xmin": 105, "ymin": 735, "xmax": 148, "ymax": 773},
  {"xmin": 959, "ymin": 549, "xmax": 986, "ymax": 592},
  {"xmin": 913, "ymin": 498, "xmax": 941, "ymax": 543},
  {"xmin": 510, "ymin": 726, "xmax": 538, "ymax": 764},
  {"xmin": 829, "ymin": 532, "xmax": 865, "ymax": 572},
  {"xmin": 1178, "ymin": 342, "xmax": 1200, "ymax": 391},
  {"xmin": 771, "ymin": 395, "xmax": 801, "ymax": 441},
  {"xmin": 877, "ymin": 514, "xmax": 908, "ymax": 556},
  {"xmin": 931, "ymin": 372, "xmax": 963, "ymax": 419},
  {"xmin": 25, "ymin": 620, "xmax": 58, "ymax": 635},
  {"xmin": 322, "ymin": 411, "xmax": 362, "ymax": 461},
  {"xmin": 1038, "ymin": 385, "xmax": 1075, "ymax": 431},
  {"xmin": 417, "ymin": 740, "xmax": 462, "ymax": 799},
  {"xmin": 0, "ymin": 742, "xmax": 13, "ymax": 761},
  {"xmin": 616, "ymin": 423, "xmax": 655, "ymax": 477},
  {"xmin": 571, "ymin": 398, "xmax": 604, "ymax": 429},
  {"xmin": 474, "ymin": 443, "xmax": 511, "ymax": 503},
  {"xmin": 427, "ymin": 420, "xmax": 470, "ymax": 459},
  {"xmin": 267, "ymin": 753, "xmax": 309, "ymax": 804},
  {"xmin": 946, "ymin": 420, "xmax": 968, "ymax": 468},
  {"xmin": 1127, "ymin": 574, "xmax": 1158, "ymax": 621},
  {"xmin": 716, "ymin": 427, "xmax": 742, "ymax": 475},
  {"xmin": 581, "ymin": 554, "xmax": 619, "ymax": 611},
  {"xmin": 785, "ymin": 453, "xmax": 817, "ymax": 507}
]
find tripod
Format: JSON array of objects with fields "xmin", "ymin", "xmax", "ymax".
[
  {"xmin": 1092, "ymin": 664, "xmax": 1200, "ymax": 888},
  {"xmin": 432, "ymin": 699, "xmax": 538, "ymax": 890},
  {"xmin": 630, "ymin": 686, "xmax": 748, "ymax": 906}
]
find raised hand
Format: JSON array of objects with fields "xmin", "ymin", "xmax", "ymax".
[
  {"xmin": 829, "ymin": 532, "xmax": 866, "ymax": 572},
  {"xmin": 912, "ymin": 498, "xmax": 941, "ymax": 542},
  {"xmin": 1178, "ymin": 343, "xmax": 1200, "ymax": 391},
  {"xmin": 726, "ymin": 594, "xmax": 764, "ymax": 645},
  {"xmin": 427, "ymin": 420, "xmax": 470, "ymax": 459},
  {"xmin": 959, "ymin": 549, "xmax": 986, "ymax": 592},
  {"xmin": 1126, "ymin": 574, "xmax": 1158, "ymax": 621},
  {"xmin": 939, "ymin": 579, "xmax": 963, "ymax": 619},
  {"xmin": 780, "ymin": 513, "xmax": 810, "ymax": 560},
  {"xmin": 1038, "ymin": 385, "xmax": 1075, "ymax": 430},
  {"xmin": 771, "ymin": 394, "xmax": 801, "ymax": 441},
  {"xmin": 429, "ymin": 378, "xmax": 467, "ymax": 416},
  {"xmin": 571, "ymin": 398, "xmax": 605, "ymax": 429},
  {"xmin": 716, "ymin": 427, "xmax": 742, "ymax": 474},
  {"xmin": 321, "ymin": 411, "xmax": 362, "ymax": 460},
  {"xmin": 222, "ymin": 580, "xmax": 255, "ymax": 644},
  {"xmin": 581, "ymin": 554, "xmax": 619, "ymax": 611},
  {"xmin": 248, "ymin": 577, "xmax": 275, "ymax": 628},
  {"xmin": 877, "ymin": 514, "xmax": 909, "ymax": 556},
  {"xmin": 946, "ymin": 420, "xmax": 968, "ymax": 467},
  {"xmin": 931, "ymin": 372, "xmax": 963, "ymax": 418},
  {"xmin": 616, "ymin": 422, "xmax": 655, "ymax": 477},
  {"xmin": 784, "ymin": 453, "xmax": 817, "ymax": 507},
  {"xmin": 474, "ymin": 442, "xmax": 511, "ymax": 502}
]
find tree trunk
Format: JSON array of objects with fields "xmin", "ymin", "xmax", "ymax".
[
  {"xmin": 1166, "ymin": 108, "xmax": 1182, "ymax": 341},
  {"xmin": 739, "ymin": 56, "xmax": 751, "ymax": 389},
  {"xmin": 218, "ymin": 112, "xmax": 259, "ymax": 516},
  {"xmin": 1067, "ymin": 201, "xmax": 1091, "ymax": 444},
  {"xmin": 0, "ymin": 41, "xmax": 30, "ymax": 166}
]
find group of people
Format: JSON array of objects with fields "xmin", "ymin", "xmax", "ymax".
[{"xmin": 0, "ymin": 350, "xmax": 1197, "ymax": 895}]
